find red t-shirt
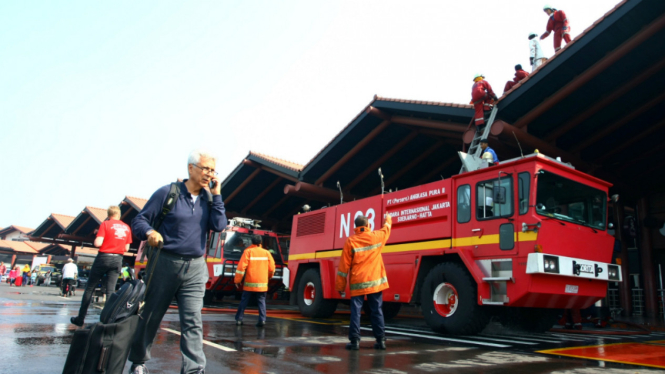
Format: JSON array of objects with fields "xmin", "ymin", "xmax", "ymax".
[{"xmin": 97, "ymin": 219, "xmax": 132, "ymax": 254}]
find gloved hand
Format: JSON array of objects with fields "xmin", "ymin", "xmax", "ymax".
[{"xmin": 530, "ymin": 57, "xmax": 534, "ymax": 65}]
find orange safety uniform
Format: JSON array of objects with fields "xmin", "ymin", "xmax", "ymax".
[
  {"xmin": 234, "ymin": 244, "xmax": 275, "ymax": 292},
  {"xmin": 336, "ymin": 216, "xmax": 392, "ymax": 297}
]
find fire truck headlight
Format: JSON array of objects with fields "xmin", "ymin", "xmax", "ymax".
[{"xmin": 543, "ymin": 255, "xmax": 559, "ymax": 273}]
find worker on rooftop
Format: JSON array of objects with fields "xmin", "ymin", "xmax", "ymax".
[
  {"xmin": 540, "ymin": 4, "xmax": 571, "ymax": 52},
  {"xmin": 529, "ymin": 32, "xmax": 547, "ymax": 71},
  {"xmin": 480, "ymin": 139, "xmax": 498, "ymax": 165},
  {"xmin": 503, "ymin": 64, "xmax": 530, "ymax": 94},
  {"xmin": 470, "ymin": 74, "xmax": 498, "ymax": 133}
]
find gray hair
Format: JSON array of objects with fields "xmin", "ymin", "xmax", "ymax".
[{"xmin": 187, "ymin": 149, "xmax": 217, "ymax": 166}]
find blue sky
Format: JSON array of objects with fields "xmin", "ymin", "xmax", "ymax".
[{"xmin": 0, "ymin": 0, "xmax": 619, "ymax": 229}]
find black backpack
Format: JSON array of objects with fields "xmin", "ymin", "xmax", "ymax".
[{"xmin": 100, "ymin": 280, "xmax": 146, "ymax": 324}]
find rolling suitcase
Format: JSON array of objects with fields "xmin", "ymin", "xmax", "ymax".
[
  {"xmin": 62, "ymin": 280, "xmax": 145, "ymax": 374},
  {"xmin": 15, "ymin": 276, "xmax": 22, "ymax": 287}
]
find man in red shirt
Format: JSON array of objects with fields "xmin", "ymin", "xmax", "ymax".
[
  {"xmin": 541, "ymin": 5, "xmax": 571, "ymax": 52},
  {"xmin": 504, "ymin": 64, "xmax": 530, "ymax": 93},
  {"xmin": 71, "ymin": 205, "xmax": 132, "ymax": 326},
  {"xmin": 470, "ymin": 73, "xmax": 498, "ymax": 133}
]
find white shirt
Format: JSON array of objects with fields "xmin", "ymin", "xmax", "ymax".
[
  {"xmin": 62, "ymin": 263, "xmax": 78, "ymax": 279},
  {"xmin": 530, "ymin": 38, "xmax": 544, "ymax": 60},
  {"xmin": 191, "ymin": 193, "xmax": 199, "ymax": 204}
]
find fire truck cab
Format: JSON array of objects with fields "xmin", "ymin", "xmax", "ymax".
[
  {"xmin": 286, "ymin": 153, "xmax": 621, "ymax": 334},
  {"xmin": 204, "ymin": 217, "xmax": 287, "ymax": 304}
]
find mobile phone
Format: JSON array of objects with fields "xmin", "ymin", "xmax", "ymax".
[{"xmin": 209, "ymin": 180, "xmax": 217, "ymax": 189}]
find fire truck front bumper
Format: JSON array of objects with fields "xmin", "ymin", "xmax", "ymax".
[{"xmin": 526, "ymin": 253, "xmax": 622, "ymax": 282}]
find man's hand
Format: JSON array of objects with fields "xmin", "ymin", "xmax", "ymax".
[
  {"xmin": 385, "ymin": 214, "xmax": 392, "ymax": 226},
  {"xmin": 147, "ymin": 231, "xmax": 164, "ymax": 247},
  {"xmin": 210, "ymin": 176, "xmax": 221, "ymax": 196},
  {"xmin": 235, "ymin": 283, "xmax": 240, "ymax": 289}
]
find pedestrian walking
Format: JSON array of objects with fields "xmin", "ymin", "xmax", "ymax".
[
  {"xmin": 61, "ymin": 258, "xmax": 78, "ymax": 297},
  {"xmin": 71, "ymin": 205, "xmax": 132, "ymax": 326},
  {"xmin": 234, "ymin": 235, "xmax": 276, "ymax": 327},
  {"xmin": 529, "ymin": 32, "xmax": 547, "ymax": 71},
  {"xmin": 22, "ymin": 264, "xmax": 30, "ymax": 286},
  {"xmin": 470, "ymin": 74, "xmax": 498, "ymax": 133},
  {"xmin": 129, "ymin": 149, "xmax": 227, "ymax": 374},
  {"xmin": 9, "ymin": 267, "xmax": 18, "ymax": 286},
  {"xmin": 541, "ymin": 4, "xmax": 571, "ymax": 52},
  {"xmin": 336, "ymin": 214, "xmax": 392, "ymax": 350},
  {"xmin": 0, "ymin": 262, "xmax": 6, "ymax": 283},
  {"xmin": 44, "ymin": 270, "xmax": 52, "ymax": 287}
]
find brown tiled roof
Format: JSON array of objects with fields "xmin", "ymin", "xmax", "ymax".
[
  {"xmin": 24, "ymin": 241, "xmax": 49, "ymax": 251},
  {"xmin": 125, "ymin": 196, "xmax": 148, "ymax": 210},
  {"xmin": 0, "ymin": 225, "xmax": 35, "ymax": 235},
  {"xmin": 374, "ymin": 95, "xmax": 472, "ymax": 109},
  {"xmin": 85, "ymin": 206, "xmax": 108, "ymax": 223},
  {"xmin": 249, "ymin": 151, "xmax": 304, "ymax": 172},
  {"xmin": 499, "ymin": 0, "xmax": 628, "ymax": 98},
  {"xmin": 0, "ymin": 240, "xmax": 38, "ymax": 253},
  {"xmin": 51, "ymin": 214, "xmax": 76, "ymax": 229}
]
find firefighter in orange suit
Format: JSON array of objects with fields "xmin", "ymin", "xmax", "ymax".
[
  {"xmin": 471, "ymin": 74, "xmax": 498, "ymax": 133},
  {"xmin": 234, "ymin": 235, "xmax": 275, "ymax": 327},
  {"xmin": 336, "ymin": 213, "xmax": 392, "ymax": 350},
  {"xmin": 541, "ymin": 5, "xmax": 571, "ymax": 52}
]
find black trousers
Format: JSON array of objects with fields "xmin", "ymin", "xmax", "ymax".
[{"xmin": 76, "ymin": 254, "xmax": 122, "ymax": 319}]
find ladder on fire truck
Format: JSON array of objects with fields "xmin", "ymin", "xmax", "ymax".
[{"xmin": 460, "ymin": 105, "xmax": 499, "ymax": 173}]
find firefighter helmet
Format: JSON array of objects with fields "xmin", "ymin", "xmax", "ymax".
[
  {"xmin": 529, "ymin": 32, "xmax": 538, "ymax": 38},
  {"xmin": 543, "ymin": 4, "xmax": 554, "ymax": 11},
  {"xmin": 482, "ymin": 152, "xmax": 494, "ymax": 161},
  {"xmin": 473, "ymin": 73, "xmax": 485, "ymax": 81}
]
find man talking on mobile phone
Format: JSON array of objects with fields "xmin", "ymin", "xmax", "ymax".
[{"xmin": 129, "ymin": 149, "xmax": 227, "ymax": 374}]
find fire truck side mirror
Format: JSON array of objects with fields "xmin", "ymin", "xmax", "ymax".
[
  {"xmin": 493, "ymin": 186, "xmax": 507, "ymax": 204},
  {"xmin": 610, "ymin": 194, "xmax": 619, "ymax": 203}
]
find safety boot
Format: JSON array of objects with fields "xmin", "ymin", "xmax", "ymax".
[
  {"xmin": 345, "ymin": 339, "xmax": 360, "ymax": 350},
  {"xmin": 374, "ymin": 337, "xmax": 386, "ymax": 350}
]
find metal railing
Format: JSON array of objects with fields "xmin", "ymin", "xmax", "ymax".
[{"xmin": 631, "ymin": 288, "xmax": 644, "ymax": 316}]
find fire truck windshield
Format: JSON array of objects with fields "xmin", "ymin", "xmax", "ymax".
[
  {"xmin": 223, "ymin": 232, "xmax": 284, "ymax": 263},
  {"xmin": 535, "ymin": 170, "xmax": 607, "ymax": 230}
]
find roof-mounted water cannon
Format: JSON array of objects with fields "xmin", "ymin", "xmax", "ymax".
[
  {"xmin": 378, "ymin": 168, "xmax": 385, "ymax": 195},
  {"xmin": 228, "ymin": 217, "xmax": 261, "ymax": 229}
]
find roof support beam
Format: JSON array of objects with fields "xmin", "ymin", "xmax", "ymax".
[
  {"xmin": 616, "ymin": 142, "xmax": 665, "ymax": 172},
  {"xmin": 315, "ymin": 118, "xmax": 391, "ymax": 186},
  {"xmin": 415, "ymin": 155, "xmax": 459, "ymax": 185},
  {"xmin": 71, "ymin": 216, "xmax": 91, "ymax": 236},
  {"xmin": 595, "ymin": 117, "xmax": 665, "ymax": 162},
  {"xmin": 224, "ymin": 167, "xmax": 262, "ymax": 205},
  {"xmin": 571, "ymin": 91, "xmax": 665, "ymax": 153},
  {"xmin": 242, "ymin": 160, "xmax": 299, "ymax": 182},
  {"xmin": 545, "ymin": 57, "xmax": 665, "ymax": 142},
  {"xmin": 371, "ymin": 141, "xmax": 444, "ymax": 194},
  {"xmin": 284, "ymin": 182, "xmax": 352, "ymax": 203},
  {"xmin": 513, "ymin": 13, "xmax": 665, "ymax": 129},
  {"xmin": 264, "ymin": 195, "xmax": 290, "ymax": 218},
  {"xmin": 241, "ymin": 177, "xmax": 283, "ymax": 215},
  {"xmin": 345, "ymin": 131, "xmax": 419, "ymax": 191},
  {"xmin": 392, "ymin": 116, "xmax": 467, "ymax": 133}
]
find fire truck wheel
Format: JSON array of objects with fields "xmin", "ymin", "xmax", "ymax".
[
  {"xmin": 362, "ymin": 301, "xmax": 402, "ymax": 321},
  {"xmin": 500, "ymin": 307, "xmax": 558, "ymax": 332},
  {"xmin": 297, "ymin": 269, "xmax": 337, "ymax": 318},
  {"xmin": 203, "ymin": 290, "xmax": 214, "ymax": 305},
  {"xmin": 421, "ymin": 262, "xmax": 489, "ymax": 335}
]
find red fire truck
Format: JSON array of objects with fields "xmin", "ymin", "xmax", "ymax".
[
  {"xmin": 285, "ymin": 153, "xmax": 622, "ymax": 334},
  {"xmin": 136, "ymin": 217, "xmax": 287, "ymax": 304},
  {"xmin": 203, "ymin": 217, "xmax": 287, "ymax": 304}
]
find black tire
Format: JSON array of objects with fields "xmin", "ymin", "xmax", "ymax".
[
  {"xmin": 297, "ymin": 268, "xmax": 337, "ymax": 318},
  {"xmin": 362, "ymin": 301, "xmax": 402, "ymax": 321},
  {"xmin": 203, "ymin": 290, "xmax": 214, "ymax": 305},
  {"xmin": 421, "ymin": 262, "xmax": 489, "ymax": 335},
  {"xmin": 500, "ymin": 307, "xmax": 559, "ymax": 332}
]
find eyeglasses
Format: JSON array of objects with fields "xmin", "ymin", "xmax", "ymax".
[{"xmin": 191, "ymin": 164, "xmax": 218, "ymax": 176}]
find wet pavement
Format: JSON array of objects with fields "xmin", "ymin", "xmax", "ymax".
[{"xmin": 2, "ymin": 284, "xmax": 665, "ymax": 373}]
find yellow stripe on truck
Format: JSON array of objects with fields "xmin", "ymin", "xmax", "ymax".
[{"xmin": 289, "ymin": 233, "xmax": 537, "ymax": 261}]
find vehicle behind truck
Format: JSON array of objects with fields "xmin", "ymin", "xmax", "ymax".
[{"xmin": 286, "ymin": 153, "xmax": 622, "ymax": 334}]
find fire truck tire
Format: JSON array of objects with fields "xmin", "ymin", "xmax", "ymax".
[
  {"xmin": 203, "ymin": 290, "xmax": 214, "ymax": 305},
  {"xmin": 500, "ymin": 307, "xmax": 558, "ymax": 332},
  {"xmin": 297, "ymin": 269, "xmax": 337, "ymax": 318},
  {"xmin": 362, "ymin": 301, "xmax": 402, "ymax": 321},
  {"xmin": 421, "ymin": 262, "xmax": 489, "ymax": 335}
]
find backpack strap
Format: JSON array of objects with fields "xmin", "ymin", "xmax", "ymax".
[{"xmin": 153, "ymin": 182, "xmax": 180, "ymax": 231}]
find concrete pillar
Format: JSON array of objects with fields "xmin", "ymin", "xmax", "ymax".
[
  {"xmin": 11, "ymin": 254, "xmax": 16, "ymax": 268},
  {"xmin": 613, "ymin": 202, "xmax": 632, "ymax": 316},
  {"xmin": 638, "ymin": 197, "xmax": 659, "ymax": 318}
]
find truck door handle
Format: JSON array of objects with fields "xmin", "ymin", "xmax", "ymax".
[
  {"xmin": 471, "ymin": 229, "xmax": 482, "ymax": 232},
  {"xmin": 471, "ymin": 228, "xmax": 483, "ymax": 237}
]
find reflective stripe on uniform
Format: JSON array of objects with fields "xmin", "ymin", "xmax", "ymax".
[
  {"xmin": 244, "ymin": 282, "xmax": 267, "ymax": 288},
  {"xmin": 250, "ymin": 257, "xmax": 269, "ymax": 260},
  {"xmin": 337, "ymin": 271, "xmax": 347, "ymax": 277},
  {"xmin": 236, "ymin": 270, "xmax": 245, "ymax": 275},
  {"xmin": 350, "ymin": 276, "xmax": 387, "ymax": 291},
  {"xmin": 352, "ymin": 243, "xmax": 382, "ymax": 254}
]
